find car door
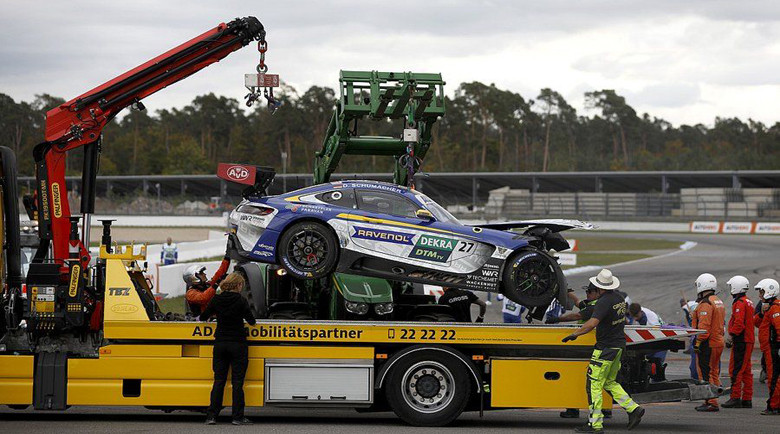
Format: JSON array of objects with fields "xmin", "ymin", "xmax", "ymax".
[
  {"xmin": 347, "ymin": 189, "xmax": 425, "ymax": 263},
  {"xmin": 411, "ymin": 194, "xmax": 495, "ymax": 274}
]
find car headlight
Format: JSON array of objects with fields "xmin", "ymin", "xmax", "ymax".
[
  {"xmin": 344, "ymin": 301, "xmax": 369, "ymax": 315},
  {"xmin": 374, "ymin": 302, "xmax": 394, "ymax": 315}
]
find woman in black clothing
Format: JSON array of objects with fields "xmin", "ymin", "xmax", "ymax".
[{"xmin": 200, "ymin": 272, "xmax": 256, "ymax": 425}]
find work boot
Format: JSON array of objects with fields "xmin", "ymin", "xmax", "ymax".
[
  {"xmin": 627, "ymin": 406, "xmax": 644, "ymax": 430},
  {"xmin": 741, "ymin": 400, "xmax": 752, "ymax": 408},
  {"xmin": 574, "ymin": 424, "xmax": 604, "ymax": 433},
  {"xmin": 560, "ymin": 408, "xmax": 580, "ymax": 418},
  {"xmin": 232, "ymin": 417, "xmax": 254, "ymax": 425},
  {"xmin": 721, "ymin": 398, "xmax": 742, "ymax": 408},
  {"xmin": 205, "ymin": 416, "xmax": 217, "ymax": 425},
  {"xmin": 695, "ymin": 403, "xmax": 719, "ymax": 412}
]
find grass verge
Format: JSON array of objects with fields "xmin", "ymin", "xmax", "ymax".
[
  {"xmin": 562, "ymin": 252, "xmax": 651, "ymax": 269},
  {"xmin": 157, "ymin": 295, "xmax": 186, "ymax": 314},
  {"xmin": 574, "ymin": 237, "xmax": 680, "ymax": 251}
]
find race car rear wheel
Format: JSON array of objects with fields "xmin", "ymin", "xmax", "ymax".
[
  {"xmin": 278, "ymin": 221, "xmax": 338, "ymax": 279},
  {"xmin": 501, "ymin": 248, "xmax": 561, "ymax": 307}
]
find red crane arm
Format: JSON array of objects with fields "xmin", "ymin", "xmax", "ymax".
[
  {"xmin": 33, "ymin": 16, "xmax": 266, "ymax": 268},
  {"xmin": 45, "ymin": 16, "xmax": 264, "ymax": 147}
]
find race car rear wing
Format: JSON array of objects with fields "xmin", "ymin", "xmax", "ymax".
[
  {"xmin": 469, "ymin": 219, "xmax": 595, "ymax": 233},
  {"xmin": 217, "ymin": 163, "xmax": 275, "ymax": 199}
]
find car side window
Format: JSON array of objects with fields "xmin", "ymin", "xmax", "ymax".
[
  {"xmin": 356, "ymin": 190, "xmax": 420, "ymax": 218},
  {"xmin": 316, "ymin": 189, "xmax": 356, "ymax": 209}
]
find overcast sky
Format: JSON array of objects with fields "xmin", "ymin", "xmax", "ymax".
[{"xmin": 1, "ymin": 1, "xmax": 779, "ymax": 126}]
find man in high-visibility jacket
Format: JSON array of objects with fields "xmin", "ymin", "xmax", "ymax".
[
  {"xmin": 722, "ymin": 275, "xmax": 754, "ymax": 408},
  {"xmin": 755, "ymin": 278, "xmax": 780, "ymax": 415},
  {"xmin": 561, "ymin": 269, "xmax": 645, "ymax": 433},
  {"xmin": 692, "ymin": 273, "xmax": 726, "ymax": 412}
]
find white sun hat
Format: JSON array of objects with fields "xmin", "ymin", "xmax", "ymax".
[{"xmin": 589, "ymin": 268, "xmax": 620, "ymax": 290}]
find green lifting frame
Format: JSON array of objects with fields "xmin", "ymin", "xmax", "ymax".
[{"xmin": 313, "ymin": 70, "xmax": 446, "ymax": 186}]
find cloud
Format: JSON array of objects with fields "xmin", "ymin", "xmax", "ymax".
[
  {"xmin": 0, "ymin": 0, "xmax": 779, "ymax": 126},
  {"xmin": 627, "ymin": 83, "xmax": 701, "ymax": 108}
]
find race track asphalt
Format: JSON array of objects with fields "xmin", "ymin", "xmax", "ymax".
[
  {"xmin": 563, "ymin": 232, "xmax": 780, "ymax": 325},
  {"xmin": 2, "ymin": 232, "xmax": 779, "ymax": 433}
]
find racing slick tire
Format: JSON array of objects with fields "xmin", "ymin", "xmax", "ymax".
[
  {"xmin": 384, "ymin": 350, "xmax": 472, "ymax": 426},
  {"xmin": 278, "ymin": 221, "xmax": 339, "ymax": 280},
  {"xmin": 501, "ymin": 247, "xmax": 563, "ymax": 307}
]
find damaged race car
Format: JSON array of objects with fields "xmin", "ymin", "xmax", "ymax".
[{"xmin": 221, "ymin": 165, "xmax": 591, "ymax": 308}]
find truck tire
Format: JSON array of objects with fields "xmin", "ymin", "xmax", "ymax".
[
  {"xmin": 235, "ymin": 263, "xmax": 267, "ymax": 318},
  {"xmin": 384, "ymin": 350, "xmax": 471, "ymax": 426},
  {"xmin": 413, "ymin": 312, "xmax": 457, "ymax": 323},
  {"xmin": 278, "ymin": 221, "xmax": 339, "ymax": 279},
  {"xmin": 269, "ymin": 310, "xmax": 313, "ymax": 320},
  {"xmin": 500, "ymin": 248, "xmax": 561, "ymax": 307}
]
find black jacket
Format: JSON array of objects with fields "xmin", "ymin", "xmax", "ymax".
[{"xmin": 199, "ymin": 291, "xmax": 256, "ymax": 341}]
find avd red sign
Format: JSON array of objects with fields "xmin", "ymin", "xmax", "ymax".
[{"xmin": 217, "ymin": 163, "xmax": 256, "ymax": 185}]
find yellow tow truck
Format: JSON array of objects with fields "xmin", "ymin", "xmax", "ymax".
[
  {"xmin": 0, "ymin": 16, "xmax": 720, "ymax": 427},
  {"xmin": 0, "ymin": 233, "xmax": 720, "ymax": 426}
]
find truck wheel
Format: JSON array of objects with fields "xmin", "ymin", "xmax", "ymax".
[
  {"xmin": 235, "ymin": 263, "xmax": 267, "ymax": 318},
  {"xmin": 278, "ymin": 221, "xmax": 338, "ymax": 279},
  {"xmin": 413, "ymin": 312, "xmax": 457, "ymax": 322},
  {"xmin": 501, "ymin": 248, "xmax": 561, "ymax": 307},
  {"xmin": 385, "ymin": 351, "xmax": 471, "ymax": 426},
  {"xmin": 269, "ymin": 310, "xmax": 313, "ymax": 320}
]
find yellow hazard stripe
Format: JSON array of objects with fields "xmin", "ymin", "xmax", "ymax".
[{"xmin": 335, "ymin": 213, "xmax": 474, "ymax": 237}]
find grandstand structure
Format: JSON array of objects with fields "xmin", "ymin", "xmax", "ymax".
[{"xmin": 18, "ymin": 170, "xmax": 780, "ymax": 220}]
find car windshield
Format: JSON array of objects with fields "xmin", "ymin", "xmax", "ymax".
[{"xmin": 418, "ymin": 194, "xmax": 461, "ymax": 225}]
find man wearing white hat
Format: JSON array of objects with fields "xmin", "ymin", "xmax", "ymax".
[{"xmin": 561, "ymin": 269, "xmax": 644, "ymax": 433}]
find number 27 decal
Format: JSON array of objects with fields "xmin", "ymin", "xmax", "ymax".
[{"xmin": 457, "ymin": 241, "xmax": 475, "ymax": 253}]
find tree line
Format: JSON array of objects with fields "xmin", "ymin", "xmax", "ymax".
[{"xmin": 1, "ymin": 82, "xmax": 778, "ymax": 177}]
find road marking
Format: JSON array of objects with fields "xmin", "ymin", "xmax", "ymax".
[{"xmin": 562, "ymin": 241, "xmax": 698, "ymax": 275}]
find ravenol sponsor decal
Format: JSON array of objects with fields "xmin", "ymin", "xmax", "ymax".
[
  {"xmin": 409, "ymin": 234, "xmax": 456, "ymax": 263},
  {"xmin": 352, "ymin": 226, "xmax": 414, "ymax": 245}
]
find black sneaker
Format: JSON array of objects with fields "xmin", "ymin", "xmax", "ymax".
[
  {"xmin": 721, "ymin": 398, "xmax": 742, "ymax": 408},
  {"xmin": 574, "ymin": 424, "xmax": 604, "ymax": 433},
  {"xmin": 560, "ymin": 408, "xmax": 581, "ymax": 418},
  {"xmin": 232, "ymin": 417, "xmax": 254, "ymax": 425},
  {"xmin": 205, "ymin": 417, "xmax": 217, "ymax": 425},
  {"xmin": 695, "ymin": 403, "xmax": 719, "ymax": 412},
  {"xmin": 760, "ymin": 409, "xmax": 779, "ymax": 415},
  {"xmin": 741, "ymin": 400, "xmax": 752, "ymax": 408},
  {"xmin": 627, "ymin": 406, "xmax": 645, "ymax": 430}
]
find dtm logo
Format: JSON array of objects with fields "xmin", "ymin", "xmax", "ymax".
[{"xmin": 227, "ymin": 165, "xmax": 250, "ymax": 181}]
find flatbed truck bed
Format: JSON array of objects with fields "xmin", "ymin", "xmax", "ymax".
[{"xmin": 0, "ymin": 248, "xmax": 720, "ymax": 426}]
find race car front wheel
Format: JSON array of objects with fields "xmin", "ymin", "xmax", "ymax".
[
  {"xmin": 278, "ymin": 221, "xmax": 339, "ymax": 279},
  {"xmin": 501, "ymin": 248, "xmax": 562, "ymax": 307}
]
